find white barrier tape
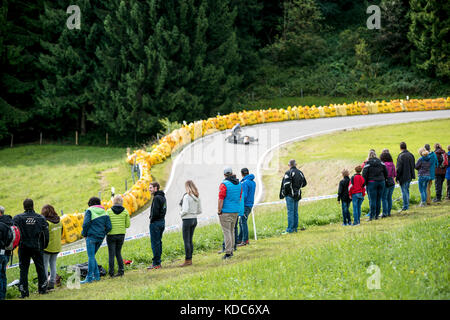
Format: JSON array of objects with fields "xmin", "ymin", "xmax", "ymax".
[{"xmin": 6, "ymin": 180, "xmax": 419, "ymax": 270}]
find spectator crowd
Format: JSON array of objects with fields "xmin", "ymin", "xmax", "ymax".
[{"xmin": 0, "ymin": 142, "xmax": 448, "ymax": 299}]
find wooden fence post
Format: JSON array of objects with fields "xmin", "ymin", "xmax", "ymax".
[{"xmin": 75, "ymin": 131, "xmax": 78, "ymax": 145}]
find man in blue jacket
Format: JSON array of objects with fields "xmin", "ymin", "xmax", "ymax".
[
  {"xmin": 238, "ymin": 168, "xmax": 256, "ymax": 246},
  {"xmin": 81, "ymin": 197, "xmax": 112, "ymax": 284}
]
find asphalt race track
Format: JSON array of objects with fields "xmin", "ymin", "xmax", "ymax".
[
  {"xmin": 61, "ymin": 110, "xmax": 450, "ymax": 250},
  {"xmin": 127, "ymin": 110, "xmax": 450, "ymax": 236}
]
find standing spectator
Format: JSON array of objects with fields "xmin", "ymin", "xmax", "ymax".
[
  {"xmin": 362, "ymin": 150, "xmax": 388, "ymax": 221},
  {"xmin": 106, "ymin": 195, "xmax": 130, "ymax": 277},
  {"xmin": 433, "ymin": 143, "xmax": 448, "ymax": 202},
  {"xmin": 337, "ymin": 169, "xmax": 352, "ymax": 226},
  {"xmin": 415, "ymin": 148, "xmax": 433, "ymax": 207},
  {"xmin": 349, "ymin": 166, "xmax": 366, "ymax": 226},
  {"xmin": 380, "ymin": 150, "xmax": 396, "ymax": 217},
  {"xmin": 179, "ymin": 180, "xmax": 202, "ymax": 267},
  {"xmin": 0, "ymin": 206, "xmax": 13, "ymax": 300},
  {"xmin": 147, "ymin": 182, "xmax": 167, "ymax": 270},
  {"xmin": 396, "ymin": 142, "xmax": 416, "ymax": 212},
  {"xmin": 218, "ymin": 168, "xmax": 242, "ymax": 260},
  {"xmin": 81, "ymin": 197, "xmax": 112, "ymax": 284},
  {"xmin": 279, "ymin": 159, "xmax": 308, "ymax": 233},
  {"xmin": 41, "ymin": 205, "xmax": 62, "ymax": 291},
  {"xmin": 362, "ymin": 149, "xmax": 375, "ymax": 218},
  {"xmin": 219, "ymin": 174, "xmax": 241, "ymax": 254},
  {"xmin": 424, "ymin": 144, "xmax": 438, "ymax": 205},
  {"xmin": 13, "ymin": 199, "xmax": 49, "ymax": 297},
  {"xmin": 446, "ymin": 145, "xmax": 450, "ymax": 200},
  {"xmin": 238, "ymin": 168, "xmax": 256, "ymax": 246}
]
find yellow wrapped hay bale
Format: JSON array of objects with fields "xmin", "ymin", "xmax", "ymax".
[
  {"xmin": 310, "ymin": 105, "xmax": 320, "ymax": 118},
  {"xmin": 366, "ymin": 101, "xmax": 378, "ymax": 114},
  {"xmin": 60, "ymin": 214, "xmax": 78, "ymax": 243},
  {"xmin": 279, "ymin": 108, "xmax": 289, "ymax": 121},
  {"xmin": 335, "ymin": 104, "xmax": 347, "ymax": 116}
]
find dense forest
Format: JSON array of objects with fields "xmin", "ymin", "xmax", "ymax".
[{"xmin": 1, "ymin": 0, "xmax": 449, "ymax": 146}]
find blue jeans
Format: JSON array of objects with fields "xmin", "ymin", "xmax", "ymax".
[
  {"xmin": 382, "ymin": 185, "xmax": 395, "ymax": 216},
  {"xmin": 352, "ymin": 193, "xmax": 364, "ymax": 224},
  {"xmin": 238, "ymin": 206, "xmax": 252, "ymax": 242},
  {"xmin": 150, "ymin": 220, "xmax": 165, "ymax": 266},
  {"xmin": 367, "ymin": 180, "xmax": 385, "ymax": 220},
  {"xmin": 0, "ymin": 255, "xmax": 8, "ymax": 300},
  {"xmin": 400, "ymin": 180, "xmax": 411, "ymax": 210},
  {"xmin": 85, "ymin": 237, "xmax": 102, "ymax": 282},
  {"xmin": 418, "ymin": 176, "xmax": 431, "ymax": 203},
  {"xmin": 285, "ymin": 196, "xmax": 299, "ymax": 232},
  {"xmin": 341, "ymin": 201, "xmax": 352, "ymax": 225}
]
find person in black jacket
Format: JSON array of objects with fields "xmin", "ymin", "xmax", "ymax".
[
  {"xmin": 396, "ymin": 142, "xmax": 416, "ymax": 212},
  {"xmin": 337, "ymin": 169, "xmax": 352, "ymax": 226},
  {"xmin": 279, "ymin": 159, "xmax": 307, "ymax": 233},
  {"xmin": 13, "ymin": 199, "xmax": 49, "ymax": 298},
  {"xmin": 363, "ymin": 151, "xmax": 388, "ymax": 221},
  {"xmin": 0, "ymin": 206, "xmax": 13, "ymax": 300},
  {"xmin": 147, "ymin": 182, "xmax": 167, "ymax": 270}
]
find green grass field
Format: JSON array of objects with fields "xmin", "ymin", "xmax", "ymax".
[
  {"xmin": 5, "ymin": 191, "xmax": 448, "ymax": 300},
  {"xmin": 262, "ymin": 119, "xmax": 450, "ymax": 202},
  {"xmin": 0, "ymin": 145, "xmax": 172, "ymax": 217},
  {"xmin": 3, "ymin": 120, "xmax": 449, "ymax": 300}
]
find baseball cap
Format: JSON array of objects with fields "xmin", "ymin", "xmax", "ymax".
[{"xmin": 224, "ymin": 167, "xmax": 233, "ymax": 175}]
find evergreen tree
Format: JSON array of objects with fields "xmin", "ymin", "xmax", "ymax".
[
  {"xmin": 408, "ymin": 0, "xmax": 450, "ymax": 79},
  {"xmin": 265, "ymin": 0, "xmax": 327, "ymax": 66},
  {"xmin": 371, "ymin": 0, "xmax": 411, "ymax": 65},
  {"xmin": 0, "ymin": 0, "xmax": 44, "ymax": 142},
  {"xmin": 92, "ymin": 0, "xmax": 242, "ymax": 142},
  {"xmin": 38, "ymin": 0, "xmax": 109, "ymax": 137}
]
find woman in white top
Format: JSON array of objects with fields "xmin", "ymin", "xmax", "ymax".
[{"xmin": 179, "ymin": 180, "xmax": 202, "ymax": 267}]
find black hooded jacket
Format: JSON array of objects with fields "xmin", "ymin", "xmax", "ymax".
[
  {"xmin": 13, "ymin": 210, "xmax": 49, "ymax": 250},
  {"xmin": 0, "ymin": 215, "xmax": 14, "ymax": 255},
  {"xmin": 150, "ymin": 190, "xmax": 167, "ymax": 223}
]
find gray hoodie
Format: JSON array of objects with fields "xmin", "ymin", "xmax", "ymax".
[{"xmin": 180, "ymin": 193, "xmax": 202, "ymax": 219}]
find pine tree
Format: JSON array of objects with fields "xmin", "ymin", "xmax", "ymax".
[
  {"xmin": 265, "ymin": 0, "xmax": 327, "ymax": 67},
  {"xmin": 38, "ymin": 0, "xmax": 109, "ymax": 137},
  {"xmin": 408, "ymin": 0, "xmax": 450, "ymax": 79},
  {"xmin": 0, "ymin": 0, "xmax": 44, "ymax": 141}
]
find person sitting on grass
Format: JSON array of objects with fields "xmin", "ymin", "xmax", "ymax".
[
  {"xmin": 81, "ymin": 197, "xmax": 112, "ymax": 284},
  {"xmin": 415, "ymin": 148, "xmax": 432, "ymax": 207},
  {"xmin": 337, "ymin": 169, "xmax": 352, "ymax": 226},
  {"xmin": 349, "ymin": 166, "xmax": 365, "ymax": 226}
]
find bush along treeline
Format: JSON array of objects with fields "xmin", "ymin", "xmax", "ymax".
[{"xmin": 1, "ymin": 0, "xmax": 449, "ymax": 146}]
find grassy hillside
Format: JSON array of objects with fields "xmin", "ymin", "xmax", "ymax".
[
  {"xmin": 0, "ymin": 145, "xmax": 172, "ymax": 216},
  {"xmin": 5, "ymin": 195, "xmax": 448, "ymax": 300},
  {"xmin": 262, "ymin": 119, "xmax": 450, "ymax": 202}
]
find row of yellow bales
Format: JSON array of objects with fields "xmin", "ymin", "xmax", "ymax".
[{"xmin": 59, "ymin": 97, "xmax": 449, "ymax": 244}]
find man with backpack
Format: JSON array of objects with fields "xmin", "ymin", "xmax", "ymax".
[
  {"xmin": 0, "ymin": 206, "xmax": 14, "ymax": 300},
  {"xmin": 279, "ymin": 159, "xmax": 307, "ymax": 234},
  {"xmin": 13, "ymin": 199, "xmax": 49, "ymax": 298},
  {"xmin": 433, "ymin": 143, "xmax": 448, "ymax": 202}
]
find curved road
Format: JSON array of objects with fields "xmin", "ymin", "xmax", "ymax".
[{"xmin": 125, "ymin": 110, "xmax": 450, "ymax": 238}]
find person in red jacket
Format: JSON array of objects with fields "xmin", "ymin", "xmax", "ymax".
[{"xmin": 349, "ymin": 165, "xmax": 366, "ymax": 226}]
